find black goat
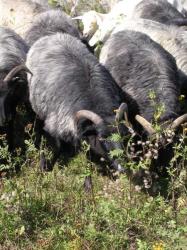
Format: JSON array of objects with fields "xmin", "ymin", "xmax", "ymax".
[
  {"xmin": 25, "ymin": 9, "xmax": 93, "ymax": 52},
  {"xmin": 25, "ymin": 9, "xmax": 81, "ymax": 46},
  {"xmin": 0, "ymin": 27, "xmax": 30, "ymax": 150},
  {"xmin": 100, "ymin": 30, "xmax": 187, "ymax": 135},
  {"xmin": 26, "ymin": 33, "xmax": 129, "ymax": 172},
  {"xmin": 133, "ymin": 0, "xmax": 187, "ymax": 26}
]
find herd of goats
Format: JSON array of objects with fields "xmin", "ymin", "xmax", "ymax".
[{"xmin": 1, "ymin": 0, "xmax": 187, "ymax": 174}]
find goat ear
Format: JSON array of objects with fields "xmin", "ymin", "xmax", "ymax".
[{"xmin": 95, "ymin": 13, "xmax": 105, "ymax": 26}]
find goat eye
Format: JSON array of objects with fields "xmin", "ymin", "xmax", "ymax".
[{"xmin": 12, "ymin": 77, "xmax": 20, "ymax": 82}]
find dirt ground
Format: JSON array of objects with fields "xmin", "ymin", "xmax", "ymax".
[{"xmin": 0, "ymin": 0, "xmax": 47, "ymax": 36}]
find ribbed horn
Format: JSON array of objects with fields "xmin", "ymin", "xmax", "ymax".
[
  {"xmin": 75, "ymin": 110, "xmax": 103, "ymax": 125},
  {"xmin": 3, "ymin": 64, "xmax": 32, "ymax": 83},
  {"xmin": 135, "ymin": 114, "xmax": 156, "ymax": 135},
  {"xmin": 170, "ymin": 114, "xmax": 187, "ymax": 130}
]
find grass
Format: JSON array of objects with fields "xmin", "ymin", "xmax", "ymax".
[
  {"xmin": 0, "ymin": 111, "xmax": 187, "ymax": 249},
  {"xmin": 49, "ymin": 0, "xmax": 108, "ymax": 15}
]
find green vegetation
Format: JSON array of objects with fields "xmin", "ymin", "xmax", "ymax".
[
  {"xmin": 50, "ymin": 0, "xmax": 108, "ymax": 15},
  {"xmin": 0, "ymin": 104, "xmax": 187, "ymax": 249}
]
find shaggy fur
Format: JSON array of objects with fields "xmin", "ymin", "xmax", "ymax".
[
  {"xmin": 25, "ymin": 9, "xmax": 80, "ymax": 46},
  {"xmin": 0, "ymin": 28, "xmax": 28, "ymax": 72},
  {"xmin": 112, "ymin": 18, "xmax": 187, "ymax": 95},
  {"xmin": 0, "ymin": 27, "xmax": 29, "ymax": 149},
  {"xmin": 26, "ymin": 33, "xmax": 127, "ymax": 170},
  {"xmin": 168, "ymin": 0, "xmax": 187, "ymax": 16},
  {"xmin": 0, "ymin": 27, "xmax": 29, "ymax": 120},
  {"xmin": 100, "ymin": 30, "xmax": 180, "ymax": 123},
  {"xmin": 133, "ymin": 0, "xmax": 187, "ymax": 25}
]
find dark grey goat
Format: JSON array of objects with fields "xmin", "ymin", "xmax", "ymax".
[
  {"xmin": 100, "ymin": 30, "xmax": 187, "ymax": 134},
  {"xmin": 25, "ymin": 9, "xmax": 81, "ymax": 46},
  {"xmin": 133, "ymin": 0, "xmax": 187, "ymax": 26},
  {"xmin": 26, "ymin": 33, "xmax": 129, "ymax": 172},
  {"xmin": 0, "ymin": 27, "xmax": 30, "ymax": 150},
  {"xmin": 112, "ymin": 18, "xmax": 187, "ymax": 96}
]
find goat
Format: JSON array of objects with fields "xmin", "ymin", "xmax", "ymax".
[
  {"xmin": 133, "ymin": 0, "xmax": 187, "ymax": 26},
  {"xmin": 0, "ymin": 27, "xmax": 30, "ymax": 150},
  {"xmin": 24, "ymin": 9, "xmax": 93, "ymax": 52},
  {"xmin": 112, "ymin": 18, "xmax": 187, "ymax": 95},
  {"xmin": 25, "ymin": 9, "xmax": 80, "ymax": 46},
  {"xmin": 75, "ymin": 0, "xmax": 187, "ymax": 46},
  {"xmin": 100, "ymin": 30, "xmax": 186, "ymax": 134},
  {"xmin": 100, "ymin": 30, "xmax": 187, "ymax": 174},
  {"xmin": 26, "ymin": 33, "xmax": 130, "ymax": 172},
  {"xmin": 73, "ymin": 0, "xmax": 142, "ymax": 45}
]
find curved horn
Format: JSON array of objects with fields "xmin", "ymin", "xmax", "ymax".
[
  {"xmin": 170, "ymin": 114, "xmax": 187, "ymax": 130},
  {"xmin": 135, "ymin": 114, "xmax": 156, "ymax": 135},
  {"xmin": 3, "ymin": 64, "xmax": 32, "ymax": 83},
  {"xmin": 115, "ymin": 103, "xmax": 128, "ymax": 122},
  {"xmin": 75, "ymin": 110, "xmax": 103, "ymax": 125}
]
